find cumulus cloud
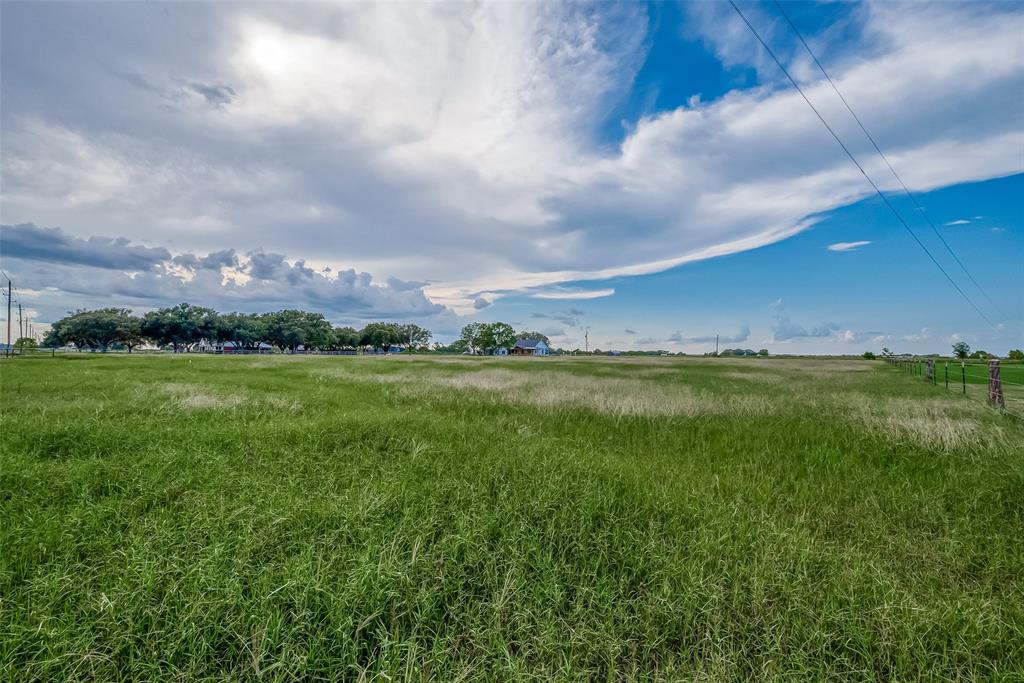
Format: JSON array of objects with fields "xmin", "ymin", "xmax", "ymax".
[
  {"xmin": 0, "ymin": 2, "xmax": 1020, "ymax": 311},
  {"xmin": 1, "ymin": 223, "xmax": 171, "ymax": 271},
  {"xmin": 0, "ymin": 225, "xmax": 456, "ymax": 327},
  {"xmin": 827, "ymin": 241, "xmax": 872, "ymax": 252},
  {"xmin": 173, "ymin": 248, "xmax": 239, "ymax": 270}
]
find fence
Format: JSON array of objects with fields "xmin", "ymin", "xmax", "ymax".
[{"xmin": 885, "ymin": 356, "xmax": 1024, "ymax": 421}]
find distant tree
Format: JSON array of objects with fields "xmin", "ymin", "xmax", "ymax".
[
  {"xmin": 216, "ymin": 312, "xmax": 267, "ymax": 349},
  {"xmin": 46, "ymin": 308, "xmax": 144, "ymax": 351},
  {"xmin": 360, "ymin": 322, "xmax": 403, "ymax": 352},
  {"xmin": 1009, "ymin": 349, "xmax": 1024, "ymax": 360},
  {"xmin": 516, "ymin": 331, "xmax": 551, "ymax": 346},
  {"xmin": 484, "ymin": 322, "xmax": 516, "ymax": 353},
  {"xmin": 119, "ymin": 315, "xmax": 146, "ymax": 353},
  {"xmin": 757, "ymin": 349, "xmax": 769, "ymax": 357},
  {"xmin": 264, "ymin": 310, "xmax": 333, "ymax": 352},
  {"xmin": 41, "ymin": 328, "xmax": 62, "ymax": 348},
  {"xmin": 862, "ymin": 351, "xmax": 876, "ymax": 360},
  {"xmin": 13, "ymin": 337, "xmax": 38, "ymax": 351},
  {"xmin": 952, "ymin": 341, "xmax": 971, "ymax": 360},
  {"xmin": 969, "ymin": 349, "xmax": 991, "ymax": 360},
  {"xmin": 459, "ymin": 322, "xmax": 484, "ymax": 354},
  {"xmin": 333, "ymin": 326, "xmax": 362, "ymax": 350},
  {"xmin": 141, "ymin": 303, "xmax": 219, "ymax": 352},
  {"xmin": 398, "ymin": 324, "xmax": 432, "ymax": 350}
]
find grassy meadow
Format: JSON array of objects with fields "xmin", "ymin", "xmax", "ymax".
[{"xmin": 1, "ymin": 354, "xmax": 1022, "ymax": 681}]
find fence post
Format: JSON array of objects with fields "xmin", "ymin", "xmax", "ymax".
[
  {"xmin": 944, "ymin": 362, "xmax": 948, "ymax": 390},
  {"xmin": 961, "ymin": 361, "xmax": 966, "ymax": 396},
  {"xmin": 988, "ymin": 360, "xmax": 1005, "ymax": 409},
  {"xmin": 926, "ymin": 359, "xmax": 935, "ymax": 384}
]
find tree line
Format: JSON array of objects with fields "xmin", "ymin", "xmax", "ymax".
[{"xmin": 41, "ymin": 303, "xmax": 432, "ymax": 353}]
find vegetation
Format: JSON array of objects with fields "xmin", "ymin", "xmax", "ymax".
[
  {"xmin": 952, "ymin": 341, "xmax": 971, "ymax": 359},
  {"xmin": 516, "ymin": 331, "xmax": 551, "ymax": 345},
  {"xmin": 12, "ymin": 337, "xmax": 38, "ymax": 351},
  {"xmin": 41, "ymin": 305, "xmax": 434, "ymax": 354},
  {"xmin": 2, "ymin": 355, "xmax": 1022, "ymax": 680},
  {"xmin": 458, "ymin": 322, "xmax": 518, "ymax": 354}
]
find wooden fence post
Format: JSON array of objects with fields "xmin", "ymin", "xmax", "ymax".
[
  {"xmin": 926, "ymin": 359, "xmax": 935, "ymax": 383},
  {"xmin": 988, "ymin": 360, "xmax": 1005, "ymax": 409}
]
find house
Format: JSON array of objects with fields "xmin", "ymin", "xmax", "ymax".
[{"xmin": 512, "ymin": 339, "xmax": 549, "ymax": 356}]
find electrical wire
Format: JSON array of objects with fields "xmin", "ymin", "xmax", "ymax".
[
  {"xmin": 770, "ymin": 0, "xmax": 1006, "ymax": 321},
  {"xmin": 727, "ymin": 0, "xmax": 998, "ymax": 330}
]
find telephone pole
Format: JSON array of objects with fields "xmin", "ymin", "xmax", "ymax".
[
  {"xmin": 5, "ymin": 279, "xmax": 10, "ymax": 351},
  {"xmin": 715, "ymin": 334, "xmax": 719, "ymax": 356},
  {"xmin": 584, "ymin": 329, "xmax": 589, "ymax": 354},
  {"xmin": 18, "ymin": 303, "xmax": 23, "ymax": 342}
]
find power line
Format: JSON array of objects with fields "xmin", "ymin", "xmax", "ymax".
[
  {"xmin": 727, "ymin": 0, "xmax": 998, "ymax": 330},
  {"xmin": 770, "ymin": 0, "xmax": 1005, "ymax": 321}
]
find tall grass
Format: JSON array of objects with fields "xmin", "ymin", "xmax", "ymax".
[{"xmin": 1, "ymin": 355, "xmax": 1022, "ymax": 681}]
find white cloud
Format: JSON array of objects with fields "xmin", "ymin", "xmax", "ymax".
[
  {"xmin": 827, "ymin": 241, "xmax": 872, "ymax": 252},
  {"xmin": 530, "ymin": 287, "xmax": 615, "ymax": 300},
  {"xmin": 1, "ymin": 1, "xmax": 1020, "ymax": 311},
  {"xmin": 944, "ymin": 219, "xmax": 971, "ymax": 226},
  {"xmin": 0, "ymin": 224, "xmax": 458, "ymax": 329}
]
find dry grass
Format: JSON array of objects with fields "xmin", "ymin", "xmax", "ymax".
[
  {"xmin": 161, "ymin": 382, "xmax": 244, "ymax": 410},
  {"xmin": 380, "ymin": 367, "xmax": 774, "ymax": 417},
  {"xmin": 834, "ymin": 394, "xmax": 1004, "ymax": 451},
  {"xmin": 722, "ymin": 371, "xmax": 784, "ymax": 384}
]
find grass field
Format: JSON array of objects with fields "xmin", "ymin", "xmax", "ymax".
[{"xmin": 1, "ymin": 354, "xmax": 1022, "ymax": 681}]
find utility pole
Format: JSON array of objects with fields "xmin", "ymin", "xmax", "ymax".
[
  {"xmin": 18, "ymin": 303, "xmax": 23, "ymax": 342},
  {"xmin": 715, "ymin": 334, "xmax": 719, "ymax": 356},
  {"xmin": 584, "ymin": 329, "xmax": 589, "ymax": 354},
  {"xmin": 5, "ymin": 279, "xmax": 10, "ymax": 351}
]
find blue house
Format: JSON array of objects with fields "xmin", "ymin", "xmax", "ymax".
[{"xmin": 512, "ymin": 339, "xmax": 549, "ymax": 356}]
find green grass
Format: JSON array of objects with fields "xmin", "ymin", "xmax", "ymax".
[{"xmin": 1, "ymin": 354, "xmax": 1022, "ymax": 681}]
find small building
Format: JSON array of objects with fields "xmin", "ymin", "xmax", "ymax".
[{"xmin": 512, "ymin": 339, "xmax": 549, "ymax": 356}]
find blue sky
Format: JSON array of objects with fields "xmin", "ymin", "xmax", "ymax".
[{"xmin": 1, "ymin": 1, "xmax": 1021, "ymax": 353}]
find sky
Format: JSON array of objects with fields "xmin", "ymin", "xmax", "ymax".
[{"xmin": 1, "ymin": 0, "xmax": 1021, "ymax": 354}]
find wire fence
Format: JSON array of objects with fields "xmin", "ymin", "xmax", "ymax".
[{"xmin": 885, "ymin": 356, "xmax": 1024, "ymax": 421}]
